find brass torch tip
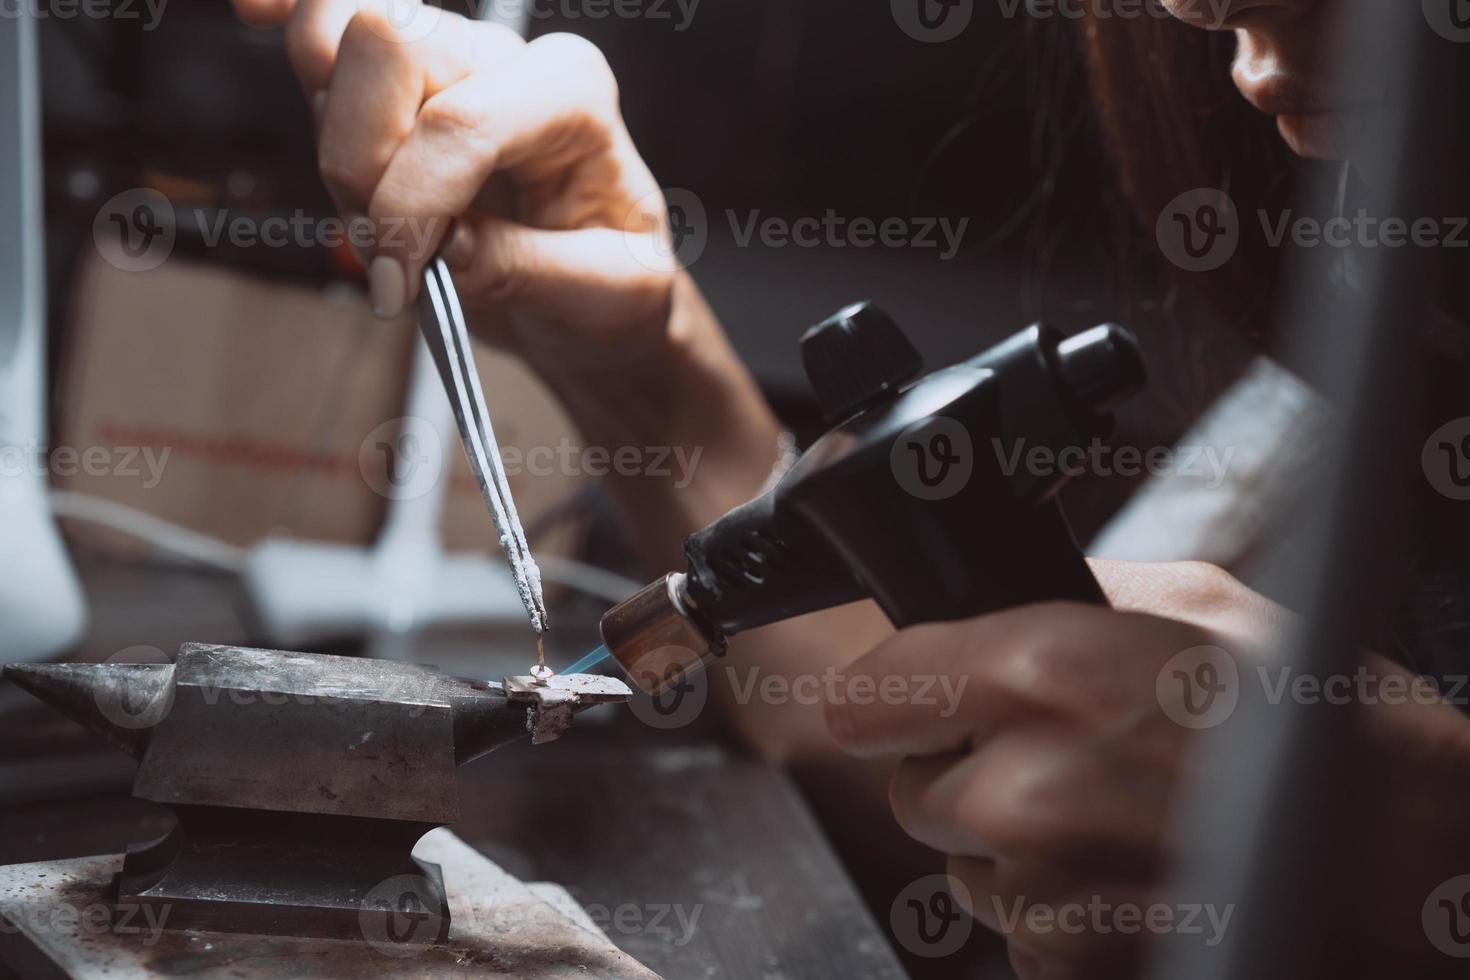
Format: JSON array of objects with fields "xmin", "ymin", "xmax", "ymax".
[{"xmin": 598, "ymin": 573, "xmax": 723, "ymax": 696}]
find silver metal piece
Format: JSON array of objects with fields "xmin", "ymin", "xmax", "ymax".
[
  {"xmin": 503, "ymin": 673, "xmax": 633, "ymax": 744},
  {"xmin": 529, "ymin": 663, "xmax": 554, "ymax": 686},
  {"xmin": 420, "ymin": 258, "xmax": 548, "ymax": 635}
]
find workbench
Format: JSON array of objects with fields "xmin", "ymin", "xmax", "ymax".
[{"xmin": 0, "ymin": 556, "xmax": 910, "ymax": 979}]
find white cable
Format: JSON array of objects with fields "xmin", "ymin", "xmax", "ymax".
[
  {"xmin": 48, "ymin": 489, "xmax": 641, "ymax": 604},
  {"xmin": 49, "ymin": 490, "xmax": 250, "ymax": 573},
  {"xmin": 535, "ymin": 554, "xmax": 642, "ymax": 605}
]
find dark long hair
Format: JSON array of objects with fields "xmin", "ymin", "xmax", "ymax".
[{"xmin": 1079, "ymin": 13, "xmax": 1302, "ymax": 341}]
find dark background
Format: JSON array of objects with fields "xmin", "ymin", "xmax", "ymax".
[{"xmin": 36, "ymin": 0, "xmax": 1255, "ymax": 542}]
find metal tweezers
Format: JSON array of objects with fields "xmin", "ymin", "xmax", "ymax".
[{"xmin": 419, "ymin": 257, "xmax": 548, "ymax": 636}]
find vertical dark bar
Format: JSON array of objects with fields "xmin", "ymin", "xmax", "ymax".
[{"xmin": 1148, "ymin": 4, "xmax": 1461, "ymax": 979}]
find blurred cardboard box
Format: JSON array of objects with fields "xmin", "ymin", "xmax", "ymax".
[{"xmin": 55, "ymin": 254, "xmax": 586, "ymax": 558}]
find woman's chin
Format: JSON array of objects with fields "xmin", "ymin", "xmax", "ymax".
[{"xmin": 1276, "ymin": 112, "xmax": 1356, "ymax": 161}]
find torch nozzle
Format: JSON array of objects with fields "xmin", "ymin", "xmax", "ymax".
[{"xmin": 598, "ymin": 572, "xmax": 726, "ymax": 695}]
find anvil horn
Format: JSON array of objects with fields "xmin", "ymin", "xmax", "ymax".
[{"xmin": 2, "ymin": 661, "xmax": 173, "ymax": 759}]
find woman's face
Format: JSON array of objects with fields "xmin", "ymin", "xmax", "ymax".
[{"xmin": 1159, "ymin": 0, "xmax": 1375, "ymax": 161}]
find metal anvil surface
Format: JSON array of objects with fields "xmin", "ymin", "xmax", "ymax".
[{"xmin": 3, "ymin": 643, "xmax": 631, "ymax": 945}]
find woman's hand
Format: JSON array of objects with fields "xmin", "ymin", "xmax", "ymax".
[
  {"xmin": 233, "ymin": 0, "xmax": 784, "ymax": 563},
  {"xmin": 826, "ymin": 560, "xmax": 1470, "ymax": 978},
  {"xmin": 827, "ymin": 590, "xmax": 1227, "ymax": 979},
  {"xmin": 231, "ymin": 0, "xmax": 679, "ymax": 379}
]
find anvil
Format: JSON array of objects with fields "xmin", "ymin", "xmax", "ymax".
[{"xmin": 3, "ymin": 643, "xmax": 631, "ymax": 944}]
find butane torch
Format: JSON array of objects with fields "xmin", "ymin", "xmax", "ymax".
[{"xmin": 597, "ymin": 302, "xmax": 1146, "ymax": 695}]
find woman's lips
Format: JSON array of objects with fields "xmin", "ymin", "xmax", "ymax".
[{"xmin": 1232, "ymin": 61, "xmax": 1373, "ymax": 160}]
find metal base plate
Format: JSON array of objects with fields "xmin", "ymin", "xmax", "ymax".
[{"xmin": 0, "ymin": 830, "xmax": 660, "ymax": 979}]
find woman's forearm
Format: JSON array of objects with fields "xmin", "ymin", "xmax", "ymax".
[{"xmin": 544, "ymin": 273, "xmax": 784, "ymax": 571}]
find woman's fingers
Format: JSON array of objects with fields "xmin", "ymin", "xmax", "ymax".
[
  {"xmin": 445, "ymin": 217, "xmax": 675, "ymax": 360},
  {"xmin": 888, "ymin": 751, "xmax": 999, "ymax": 857},
  {"xmin": 281, "ymin": 0, "xmax": 361, "ymax": 93},
  {"xmin": 231, "ymin": 0, "xmax": 300, "ymax": 26},
  {"xmin": 889, "ymin": 734, "xmax": 1173, "ymax": 876},
  {"xmin": 319, "ymin": 13, "xmax": 520, "ymax": 217},
  {"xmin": 827, "ymin": 603, "xmax": 1210, "ymax": 761},
  {"xmin": 824, "ymin": 616, "xmax": 1055, "ymax": 761},
  {"xmin": 236, "ymin": 3, "xmax": 673, "ymax": 338},
  {"xmin": 368, "ymin": 33, "xmax": 641, "ymax": 288}
]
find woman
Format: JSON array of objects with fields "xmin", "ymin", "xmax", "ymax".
[{"xmin": 230, "ymin": 1, "xmax": 1470, "ymax": 975}]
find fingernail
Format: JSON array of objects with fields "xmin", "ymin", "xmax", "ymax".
[
  {"xmin": 368, "ymin": 256, "xmax": 405, "ymax": 319},
  {"xmin": 444, "ymin": 224, "xmax": 474, "ymax": 271}
]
